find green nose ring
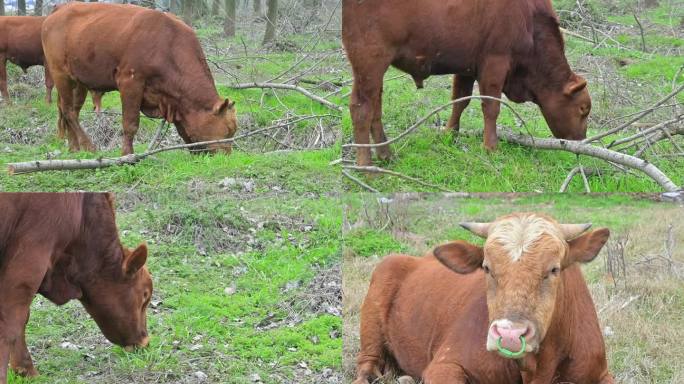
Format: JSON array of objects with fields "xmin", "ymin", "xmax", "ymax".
[{"xmin": 496, "ymin": 335, "xmax": 526, "ymax": 358}]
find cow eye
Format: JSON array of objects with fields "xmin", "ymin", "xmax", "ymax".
[{"xmin": 483, "ymin": 265, "xmax": 490, "ymax": 274}]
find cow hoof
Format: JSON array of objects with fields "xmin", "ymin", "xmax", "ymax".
[
  {"xmin": 12, "ymin": 365, "xmax": 39, "ymax": 378},
  {"xmin": 375, "ymin": 146, "xmax": 392, "ymax": 162},
  {"xmin": 397, "ymin": 376, "xmax": 416, "ymax": 384}
]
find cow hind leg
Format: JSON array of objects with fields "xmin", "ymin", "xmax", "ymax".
[
  {"xmin": 349, "ymin": 53, "xmax": 392, "ymax": 166},
  {"xmin": 116, "ymin": 69, "xmax": 145, "ymax": 155},
  {"xmin": 477, "ymin": 56, "xmax": 510, "ymax": 151},
  {"xmin": 91, "ymin": 91, "xmax": 103, "ymax": 114},
  {"xmin": 370, "ymin": 88, "xmax": 392, "ymax": 161},
  {"xmin": 55, "ymin": 77, "xmax": 96, "ymax": 152},
  {"xmin": 0, "ymin": 58, "xmax": 9, "ymax": 103},
  {"xmin": 445, "ymin": 75, "xmax": 475, "ymax": 133}
]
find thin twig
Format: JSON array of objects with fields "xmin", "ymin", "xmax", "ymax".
[
  {"xmin": 230, "ymin": 82, "xmax": 342, "ymax": 111},
  {"xmin": 343, "ymin": 165, "xmax": 454, "ymax": 192},
  {"xmin": 342, "ymin": 170, "xmax": 379, "ymax": 193}
]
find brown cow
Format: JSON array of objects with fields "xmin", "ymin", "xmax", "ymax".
[
  {"xmin": 355, "ymin": 213, "xmax": 613, "ymax": 384},
  {"xmin": 0, "ymin": 16, "xmax": 103, "ymax": 109},
  {"xmin": 0, "ymin": 16, "xmax": 53, "ymax": 103},
  {"xmin": 0, "ymin": 193, "xmax": 152, "ymax": 383},
  {"xmin": 342, "ymin": 0, "xmax": 592, "ymax": 166},
  {"xmin": 42, "ymin": 3, "xmax": 238, "ymax": 155}
]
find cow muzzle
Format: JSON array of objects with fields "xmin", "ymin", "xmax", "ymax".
[
  {"xmin": 486, "ymin": 319, "xmax": 536, "ymax": 358},
  {"xmin": 124, "ymin": 335, "xmax": 150, "ymax": 352}
]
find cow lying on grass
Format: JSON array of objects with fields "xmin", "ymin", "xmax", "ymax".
[
  {"xmin": 342, "ymin": 0, "xmax": 592, "ymax": 166},
  {"xmin": 0, "ymin": 16, "xmax": 102, "ymax": 109},
  {"xmin": 0, "ymin": 193, "xmax": 153, "ymax": 384},
  {"xmin": 42, "ymin": 3, "xmax": 237, "ymax": 155},
  {"xmin": 355, "ymin": 212, "xmax": 613, "ymax": 384}
]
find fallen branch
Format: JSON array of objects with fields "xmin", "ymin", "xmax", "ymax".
[
  {"xmin": 584, "ymin": 82, "xmax": 684, "ymax": 143},
  {"xmin": 342, "ymin": 169, "xmax": 379, "ymax": 193},
  {"xmin": 343, "ymin": 165, "xmax": 454, "ymax": 192},
  {"xmin": 559, "ymin": 27, "xmax": 596, "ymax": 44},
  {"xmin": 498, "ymin": 127, "xmax": 679, "ymax": 192},
  {"xmin": 7, "ymin": 117, "xmax": 322, "ymax": 175},
  {"xmin": 231, "ymin": 82, "xmax": 342, "ymax": 111}
]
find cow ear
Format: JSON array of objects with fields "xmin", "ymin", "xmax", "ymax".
[
  {"xmin": 212, "ymin": 98, "xmax": 234, "ymax": 115},
  {"xmin": 123, "ymin": 243, "xmax": 148, "ymax": 276},
  {"xmin": 563, "ymin": 228, "xmax": 610, "ymax": 268},
  {"xmin": 564, "ymin": 75, "xmax": 587, "ymax": 96},
  {"xmin": 433, "ymin": 240, "xmax": 484, "ymax": 274}
]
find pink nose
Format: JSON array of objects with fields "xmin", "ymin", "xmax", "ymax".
[{"xmin": 489, "ymin": 323, "xmax": 528, "ymax": 351}]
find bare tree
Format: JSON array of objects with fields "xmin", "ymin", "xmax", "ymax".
[
  {"xmin": 181, "ymin": 0, "xmax": 193, "ymax": 26},
  {"xmin": 262, "ymin": 0, "xmax": 277, "ymax": 45},
  {"xmin": 34, "ymin": 0, "xmax": 43, "ymax": 15},
  {"xmin": 224, "ymin": 0, "xmax": 236, "ymax": 37},
  {"xmin": 212, "ymin": 0, "xmax": 220, "ymax": 16},
  {"xmin": 0, "ymin": 0, "xmax": 4, "ymax": 16},
  {"xmin": 253, "ymin": 0, "xmax": 261, "ymax": 15},
  {"xmin": 18, "ymin": 0, "xmax": 27, "ymax": 15}
]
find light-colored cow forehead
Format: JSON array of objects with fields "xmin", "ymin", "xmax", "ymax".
[{"xmin": 485, "ymin": 214, "xmax": 564, "ymax": 262}]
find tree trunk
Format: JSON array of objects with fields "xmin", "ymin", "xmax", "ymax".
[
  {"xmin": 212, "ymin": 0, "xmax": 220, "ymax": 16},
  {"xmin": 18, "ymin": 0, "xmax": 27, "ymax": 15},
  {"xmin": 224, "ymin": 0, "xmax": 236, "ymax": 37},
  {"xmin": 262, "ymin": 0, "xmax": 277, "ymax": 45},
  {"xmin": 0, "ymin": 0, "xmax": 4, "ymax": 16},
  {"xmin": 253, "ymin": 0, "xmax": 261, "ymax": 15},
  {"xmin": 182, "ymin": 0, "xmax": 193, "ymax": 26},
  {"xmin": 33, "ymin": 0, "xmax": 43, "ymax": 15}
]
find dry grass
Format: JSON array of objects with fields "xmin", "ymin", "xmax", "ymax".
[{"xmin": 342, "ymin": 195, "xmax": 684, "ymax": 383}]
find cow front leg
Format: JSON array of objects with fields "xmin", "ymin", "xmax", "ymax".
[
  {"xmin": 0, "ymin": 58, "xmax": 9, "ymax": 103},
  {"xmin": 9, "ymin": 313, "xmax": 37, "ymax": 378},
  {"xmin": 116, "ymin": 69, "xmax": 144, "ymax": 155},
  {"xmin": 446, "ymin": 75, "xmax": 475, "ymax": 132},
  {"xmin": 422, "ymin": 361, "xmax": 468, "ymax": 384},
  {"xmin": 478, "ymin": 56, "xmax": 510, "ymax": 151}
]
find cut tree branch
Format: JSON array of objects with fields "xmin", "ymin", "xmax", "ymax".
[
  {"xmin": 231, "ymin": 82, "xmax": 342, "ymax": 111},
  {"xmin": 497, "ymin": 127, "xmax": 679, "ymax": 192}
]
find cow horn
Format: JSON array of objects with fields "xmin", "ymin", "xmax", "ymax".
[
  {"xmin": 459, "ymin": 222, "xmax": 490, "ymax": 238},
  {"xmin": 559, "ymin": 223, "xmax": 592, "ymax": 239}
]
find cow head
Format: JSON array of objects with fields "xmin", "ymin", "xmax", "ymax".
[
  {"xmin": 80, "ymin": 243, "xmax": 153, "ymax": 351},
  {"xmin": 538, "ymin": 74, "xmax": 591, "ymax": 140},
  {"xmin": 433, "ymin": 213, "xmax": 609, "ymax": 359},
  {"xmin": 177, "ymin": 98, "xmax": 238, "ymax": 154}
]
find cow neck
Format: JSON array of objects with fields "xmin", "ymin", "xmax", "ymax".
[
  {"xmin": 521, "ymin": 11, "xmax": 574, "ymax": 101},
  {"xmin": 74, "ymin": 193, "xmax": 126, "ymax": 282},
  {"xmin": 166, "ymin": 35, "xmax": 222, "ymax": 115}
]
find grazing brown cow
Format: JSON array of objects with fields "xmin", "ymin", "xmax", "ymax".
[
  {"xmin": 342, "ymin": 0, "xmax": 592, "ymax": 166},
  {"xmin": 0, "ymin": 16, "xmax": 53, "ymax": 103},
  {"xmin": 42, "ymin": 3, "xmax": 238, "ymax": 155},
  {"xmin": 355, "ymin": 213, "xmax": 613, "ymax": 384},
  {"xmin": 0, "ymin": 193, "xmax": 153, "ymax": 384}
]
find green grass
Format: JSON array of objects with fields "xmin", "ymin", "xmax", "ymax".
[{"xmin": 1, "ymin": 12, "xmax": 343, "ymax": 384}]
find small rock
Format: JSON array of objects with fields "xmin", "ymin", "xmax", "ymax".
[
  {"xmin": 193, "ymin": 371, "xmax": 208, "ymax": 382},
  {"xmin": 250, "ymin": 373, "xmax": 262, "ymax": 382},
  {"xmin": 189, "ymin": 344, "xmax": 203, "ymax": 351},
  {"xmin": 397, "ymin": 376, "xmax": 416, "ymax": 384},
  {"xmin": 603, "ymin": 326, "xmax": 614, "ymax": 337},
  {"xmin": 224, "ymin": 283, "xmax": 237, "ymax": 296},
  {"xmin": 219, "ymin": 177, "xmax": 238, "ymax": 188},
  {"xmin": 60, "ymin": 342, "xmax": 79, "ymax": 351},
  {"xmin": 242, "ymin": 180, "xmax": 255, "ymax": 192}
]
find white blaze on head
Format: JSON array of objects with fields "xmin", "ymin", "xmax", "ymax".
[{"xmin": 486, "ymin": 214, "xmax": 563, "ymax": 261}]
